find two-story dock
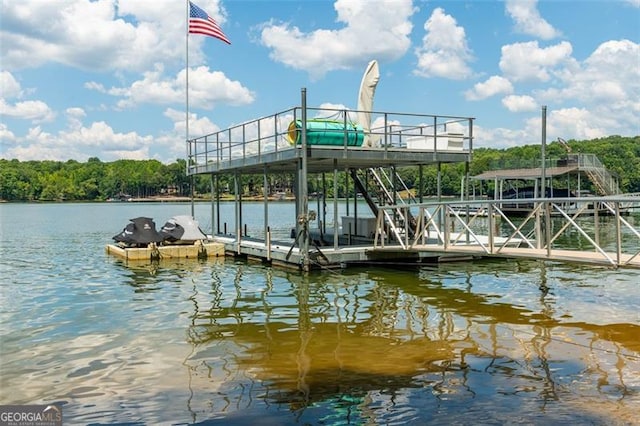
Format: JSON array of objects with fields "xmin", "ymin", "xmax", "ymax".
[{"xmin": 187, "ymin": 89, "xmax": 640, "ymax": 271}]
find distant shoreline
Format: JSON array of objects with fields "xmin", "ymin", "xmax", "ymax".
[
  {"xmin": 1, "ymin": 194, "xmax": 459, "ymax": 204},
  {"xmin": 0, "ymin": 195, "xmax": 299, "ymax": 203}
]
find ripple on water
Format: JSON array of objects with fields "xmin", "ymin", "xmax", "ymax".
[{"xmin": 1, "ymin": 204, "xmax": 639, "ymax": 424}]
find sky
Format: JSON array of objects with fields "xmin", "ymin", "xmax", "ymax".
[{"xmin": 1, "ymin": 0, "xmax": 639, "ymax": 163}]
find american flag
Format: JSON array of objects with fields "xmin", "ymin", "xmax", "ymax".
[{"xmin": 189, "ymin": 1, "xmax": 231, "ymax": 44}]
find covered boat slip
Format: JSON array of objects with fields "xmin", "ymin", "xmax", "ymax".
[{"xmin": 469, "ymin": 153, "xmax": 637, "ymax": 216}]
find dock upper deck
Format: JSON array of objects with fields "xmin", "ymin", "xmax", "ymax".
[{"xmin": 187, "ymin": 106, "xmax": 474, "ymax": 175}]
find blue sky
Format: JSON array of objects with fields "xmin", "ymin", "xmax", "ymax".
[{"xmin": 1, "ymin": 0, "xmax": 639, "ymax": 163}]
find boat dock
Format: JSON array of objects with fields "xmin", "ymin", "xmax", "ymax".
[{"xmin": 186, "ymin": 89, "xmax": 640, "ymax": 271}]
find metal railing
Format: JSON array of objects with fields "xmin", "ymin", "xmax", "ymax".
[
  {"xmin": 575, "ymin": 153, "xmax": 620, "ymax": 195},
  {"xmin": 373, "ymin": 196, "xmax": 640, "ymax": 268},
  {"xmin": 187, "ymin": 106, "xmax": 474, "ymax": 175}
]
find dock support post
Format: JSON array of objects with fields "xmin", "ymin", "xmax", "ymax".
[
  {"xmin": 437, "ymin": 162, "xmax": 442, "ymax": 230},
  {"xmin": 190, "ymin": 175, "xmax": 195, "ymax": 218},
  {"xmin": 444, "ymin": 206, "xmax": 450, "ymax": 250},
  {"xmin": 316, "ymin": 174, "xmax": 322, "ymax": 235},
  {"xmin": 300, "ymin": 88, "xmax": 310, "ymax": 271},
  {"xmin": 264, "ymin": 164, "xmax": 269, "ymax": 246},
  {"xmin": 267, "ymin": 226, "xmax": 272, "ymax": 262},
  {"xmin": 464, "ymin": 161, "xmax": 470, "ymax": 244},
  {"xmin": 488, "ymin": 202, "xmax": 495, "ymax": 254},
  {"xmin": 345, "ymin": 168, "xmax": 350, "ymax": 217},
  {"xmin": 235, "ymin": 171, "xmax": 242, "ymax": 253},
  {"xmin": 419, "ymin": 165, "xmax": 424, "ymax": 203},
  {"xmin": 594, "ymin": 203, "xmax": 600, "ymax": 248},
  {"xmin": 354, "ymin": 173, "xmax": 358, "ymax": 237},
  {"xmin": 322, "ymin": 172, "xmax": 327, "ymax": 235},
  {"xmin": 334, "ymin": 160, "xmax": 339, "ymax": 250},
  {"xmin": 545, "ymin": 201, "xmax": 552, "ymax": 257},
  {"xmin": 535, "ymin": 180, "xmax": 542, "ymax": 250},
  {"xmin": 210, "ymin": 174, "xmax": 216, "ymax": 236},
  {"xmin": 615, "ymin": 202, "xmax": 622, "ymax": 265},
  {"xmin": 215, "ymin": 174, "xmax": 220, "ymax": 234}
]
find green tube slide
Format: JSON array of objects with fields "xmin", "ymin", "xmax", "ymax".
[{"xmin": 287, "ymin": 119, "xmax": 364, "ymax": 146}]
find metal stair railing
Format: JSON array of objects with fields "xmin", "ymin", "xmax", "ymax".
[
  {"xmin": 368, "ymin": 168, "xmax": 418, "ymax": 232},
  {"xmin": 371, "ymin": 167, "xmax": 418, "ymax": 205},
  {"xmin": 350, "ymin": 168, "xmax": 411, "ymax": 241},
  {"xmin": 580, "ymin": 154, "xmax": 620, "ymax": 195}
]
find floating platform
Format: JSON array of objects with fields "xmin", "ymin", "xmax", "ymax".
[{"xmin": 106, "ymin": 241, "xmax": 224, "ymax": 262}]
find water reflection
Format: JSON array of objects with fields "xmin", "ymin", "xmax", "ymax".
[
  {"xmin": 179, "ymin": 262, "xmax": 640, "ymax": 424},
  {"xmin": 4, "ymin": 203, "xmax": 637, "ymax": 424}
]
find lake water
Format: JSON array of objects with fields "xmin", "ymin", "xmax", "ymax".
[{"xmin": 1, "ymin": 202, "xmax": 639, "ymax": 425}]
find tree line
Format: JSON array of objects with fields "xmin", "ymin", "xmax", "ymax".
[{"xmin": 1, "ymin": 135, "xmax": 638, "ymax": 202}]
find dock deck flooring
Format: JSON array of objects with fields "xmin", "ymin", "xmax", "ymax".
[
  {"xmin": 402, "ymin": 244, "xmax": 640, "ymax": 269},
  {"xmin": 213, "ymin": 235, "xmax": 640, "ymax": 270}
]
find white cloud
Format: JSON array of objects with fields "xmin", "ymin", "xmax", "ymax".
[
  {"xmin": 0, "ymin": 0, "xmax": 228, "ymax": 72},
  {"xmin": 499, "ymin": 41, "xmax": 573, "ymax": 82},
  {"xmin": 476, "ymin": 106, "xmax": 621, "ymax": 150},
  {"xmin": 505, "ymin": 0, "xmax": 561, "ymax": 40},
  {"xmin": 0, "ymin": 98, "xmax": 55, "ymax": 123},
  {"xmin": 414, "ymin": 8, "xmax": 473, "ymax": 80},
  {"xmin": 66, "ymin": 107, "xmax": 86, "ymax": 130},
  {"xmin": 0, "ymin": 122, "xmax": 17, "ymax": 145},
  {"xmin": 85, "ymin": 65, "xmax": 254, "ymax": 110},
  {"xmin": 473, "ymin": 125, "xmax": 531, "ymax": 149},
  {"xmin": 579, "ymin": 40, "xmax": 639, "ymax": 102},
  {"xmin": 165, "ymin": 108, "xmax": 220, "ymax": 141},
  {"xmin": 1, "ymin": 71, "xmax": 23, "ymax": 98},
  {"xmin": 183, "ymin": 66, "xmax": 255, "ymax": 109},
  {"xmin": 465, "ymin": 76, "xmax": 513, "ymax": 101},
  {"xmin": 473, "ymin": 108, "xmax": 613, "ymax": 149},
  {"xmin": 478, "ymin": 38, "xmax": 639, "ymax": 146},
  {"xmin": 534, "ymin": 107, "xmax": 609, "ymax": 141},
  {"xmin": 66, "ymin": 107, "xmax": 86, "ymax": 119},
  {"xmin": 0, "ymin": 70, "xmax": 55, "ymax": 123},
  {"xmin": 502, "ymin": 95, "xmax": 537, "ymax": 112},
  {"xmin": 260, "ymin": 0, "xmax": 414, "ymax": 79},
  {"xmin": 536, "ymin": 40, "xmax": 640, "ymax": 134},
  {"xmin": 1, "ymin": 119, "xmax": 156, "ymax": 162}
]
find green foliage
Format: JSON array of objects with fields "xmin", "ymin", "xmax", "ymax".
[
  {"xmin": 0, "ymin": 136, "xmax": 638, "ymax": 201},
  {"xmin": 0, "ymin": 158, "xmax": 192, "ymax": 201}
]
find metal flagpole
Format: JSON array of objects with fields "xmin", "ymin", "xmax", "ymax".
[{"xmin": 186, "ymin": 0, "xmax": 195, "ymax": 218}]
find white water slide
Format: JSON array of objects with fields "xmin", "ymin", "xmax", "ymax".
[{"xmin": 356, "ymin": 60, "xmax": 380, "ymax": 147}]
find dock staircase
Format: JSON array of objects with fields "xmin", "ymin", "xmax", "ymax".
[
  {"xmin": 350, "ymin": 167, "xmax": 418, "ymax": 237},
  {"xmin": 579, "ymin": 154, "xmax": 620, "ymax": 195}
]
